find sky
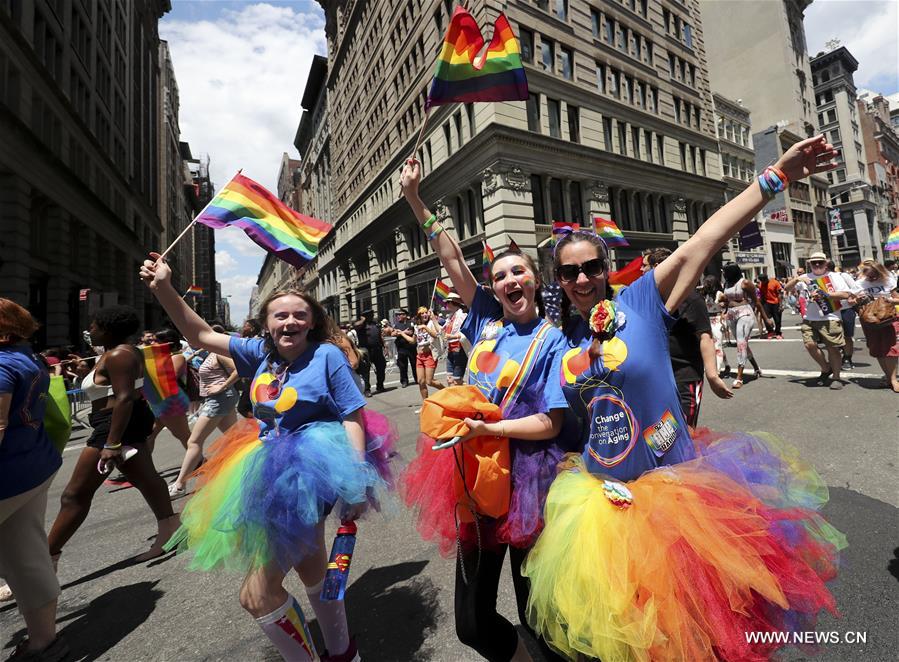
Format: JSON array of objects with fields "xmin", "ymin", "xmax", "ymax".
[
  {"xmin": 160, "ymin": 1, "xmax": 326, "ymax": 322},
  {"xmin": 159, "ymin": 1, "xmax": 898, "ymax": 321}
]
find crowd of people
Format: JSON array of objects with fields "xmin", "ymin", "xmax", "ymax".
[{"xmin": 0, "ymin": 132, "xmax": 894, "ymax": 662}]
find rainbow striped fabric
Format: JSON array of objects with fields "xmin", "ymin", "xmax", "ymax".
[
  {"xmin": 885, "ymin": 226, "xmax": 899, "ymax": 251},
  {"xmin": 427, "ymin": 7, "xmax": 528, "ymax": 108},
  {"xmin": 550, "ymin": 221, "xmax": 580, "ymax": 247},
  {"xmin": 434, "ymin": 279, "xmax": 452, "ymax": 304},
  {"xmin": 482, "ymin": 242, "xmax": 495, "ymax": 281},
  {"xmin": 186, "ymin": 285, "xmax": 203, "ymax": 296},
  {"xmin": 196, "ymin": 173, "xmax": 332, "ymax": 268},
  {"xmin": 594, "ymin": 217, "xmax": 629, "ymax": 248},
  {"xmin": 142, "ymin": 344, "xmax": 179, "ymax": 401}
]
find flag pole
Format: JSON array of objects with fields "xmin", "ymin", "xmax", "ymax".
[
  {"xmin": 429, "ymin": 278, "xmax": 439, "ymax": 310},
  {"xmin": 399, "ymin": 108, "xmax": 432, "ymax": 199},
  {"xmin": 156, "ymin": 170, "xmax": 241, "ymax": 263}
]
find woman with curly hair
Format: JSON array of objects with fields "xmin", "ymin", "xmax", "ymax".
[
  {"xmin": 46, "ymin": 305, "xmax": 179, "ymax": 567},
  {"xmin": 140, "ymin": 252, "xmax": 397, "ymax": 661}
]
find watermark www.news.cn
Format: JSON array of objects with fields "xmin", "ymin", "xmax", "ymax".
[{"xmin": 745, "ymin": 631, "xmax": 868, "ymax": 645}]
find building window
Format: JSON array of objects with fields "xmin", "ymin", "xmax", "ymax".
[
  {"xmin": 595, "ymin": 62, "xmax": 605, "ymax": 93},
  {"xmin": 560, "ymin": 47, "xmax": 573, "ymax": 80},
  {"xmin": 553, "ymin": 0, "xmax": 568, "ymax": 21},
  {"xmin": 684, "ymin": 23, "xmax": 693, "ymax": 49},
  {"xmin": 645, "ymin": 129, "xmax": 653, "ymax": 163},
  {"xmin": 609, "ymin": 69, "xmax": 618, "ymax": 96},
  {"xmin": 674, "ymin": 98, "xmax": 681, "ymax": 124},
  {"xmin": 569, "ymin": 181, "xmax": 584, "ymax": 225},
  {"xmin": 549, "ymin": 178, "xmax": 564, "ymax": 220},
  {"xmin": 680, "ymin": 142, "xmax": 687, "ymax": 170},
  {"xmin": 590, "ymin": 9, "xmax": 600, "ymax": 38},
  {"xmin": 527, "ymin": 93, "xmax": 541, "ymax": 132},
  {"xmin": 541, "ymin": 38, "xmax": 555, "ymax": 71},
  {"xmin": 454, "ymin": 110, "xmax": 463, "ymax": 147},
  {"xmin": 548, "ymin": 98, "xmax": 561, "ymax": 138},
  {"xmin": 603, "ymin": 116, "xmax": 613, "ymax": 150},
  {"xmin": 604, "ymin": 16, "xmax": 614, "ymax": 44},
  {"xmin": 531, "ymin": 174, "xmax": 546, "ymax": 224},
  {"xmin": 519, "ymin": 28, "xmax": 534, "ymax": 63},
  {"xmin": 444, "ymin": 123, "xmax": 452, "ymax": 155},
  {"xmin": 657, "ymin": 134, "xmax": 665, "ymax": 163},
  {"xmin": 567, "ymin": 104, "xmax": 580, "ymax": 142},
  {"xmin": 632, "ymin": 126, "xmax": 641, "ymax": 159},
  {"xmin": 618, "ymin": 121, "xmax": 627, "ymax": 155},
  {"xmin": 466, "ymin": 103, "xmax": 475, "ymax": 137}
]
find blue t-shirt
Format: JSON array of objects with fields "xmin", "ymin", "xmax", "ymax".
[
  {"xmin": 461, "ymin": 288, "xmax": 568, "ymax": 413},
  {"xmin": 0, "ymin": 346, "xmax": 62, "ymax": 499},
  {"xmin": 228, "ymin": 337, "xmax": 366, "ymax": 437},
  {"xmin": 554, "ymin": 273, "xmax": 696, "ymax": 481}
]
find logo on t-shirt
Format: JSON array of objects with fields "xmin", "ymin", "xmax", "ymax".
[
  {"xmin": 643, "ymin": 410, "xmax": 679, "ymax": 457},
  {"xmin": 586, "ymin": 394, "xmax": 637, "ymax": 468}
]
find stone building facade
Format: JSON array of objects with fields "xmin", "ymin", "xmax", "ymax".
[
  {"xmin": 810, "ymin": 47, "xmax": 879, "ymax": 266},
  {"xmin": 857, "ymin": 95, "xmax": 899, "ymax": 254},
  {"xmin": 304, "ymin": 0, "xmax": 726, "ymax": 323},
  {"xmin": 0, "ymin": 0, "xmax": 171, "ymax": 347}
]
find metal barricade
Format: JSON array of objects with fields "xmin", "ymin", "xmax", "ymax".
[{"xmin": 66, "ymin": 388, "xmax": 92, "ymax": 429}]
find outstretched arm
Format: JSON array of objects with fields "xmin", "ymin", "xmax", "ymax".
[
  {"xmin": 139, "ymin": 252, "xmax": 233, "ymax": 357},
  {"xmin": 655, "ymin": 135, "xmax": 837, "ymax": 312},
  {"xmin": 401, "ymin": 160, "xmax": 479, "ymax": 307}
]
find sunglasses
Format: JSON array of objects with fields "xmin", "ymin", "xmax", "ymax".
[
  {"xmin": 809, "ymin": 261, "xmax": 826, "ymax": 267},
  {"xmin": 555, "ymin": 258, "xmax": 607, "ymax": 283}
]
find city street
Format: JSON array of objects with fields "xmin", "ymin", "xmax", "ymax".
[{"xmin": 1, "ymin": 311, "xmax": 896, "ymax": 662}]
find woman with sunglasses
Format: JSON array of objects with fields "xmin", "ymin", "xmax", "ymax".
[
  {"xmin": 522, "ymin": 135, "xmax": 846, "ymax": 661},
  {"xmin": 400, "ymin": 159, "xmax": 573, "ymax": 661},
  {"xmin": 140, "ymin": 254, "xmax": 396, "ymax": 662}
]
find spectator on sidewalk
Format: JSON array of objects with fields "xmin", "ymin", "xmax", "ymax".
[
  {"xmin": 759, "ymin": 273, "xmax": 784, "ymax": 339},
  {"xmin": 389, "ymin": 309, "xmax": 417, "ymax": 388},
  {"xmin": 443, "ymin": 294, "xmax": 469, "ymax": 386},
  {"xmin": 829, "ymin": 260, "xmax": 863, "ymax": 370},
  {"xmin": 785, "ymin": 252, "xmax": 854, "ymax": 389},
  {"xmin": 353, "ymin": 309, "xmax": 386, "ymax": 397}
]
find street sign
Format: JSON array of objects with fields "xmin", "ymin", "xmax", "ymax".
[
  {"xmin": 767, "ymin": 208, "xmax": 790, "ymax": 224},
  {"xmin": 735, "ymin": 251, "xmax": 767, "ymax": 265},
  {"xmin": 828, "ymin": 208, "xmax": 844, "ymax": 236}
]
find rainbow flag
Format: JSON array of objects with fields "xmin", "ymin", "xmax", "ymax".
[
  {"xmin": 594, "ymin": 217, "xmax": 629, "ymax": 248},
  {"xmin": 810, "ymin": 275, "xmax": 845, "ymax": 315},
  {"xmin": 186, "ymin": 285, "xmax": 203, "ymax": 296},
  {"xmin": 885, "ymin": 226, "xmax": 899, "ymax": 251},
  {"xmin": 141, "ymin": 344, "xmax": 179, "ymax": 400},
  {"xmin": 508, "ymin": 238, "xmax": 520, "ymax": 253},
  {"xmin": 550, "ymin": 220, "xmax": 580, "ymax": 247},
  {"xmin": 426, "ymin": 7, "xmax": 528, "ymax": 108},
  {"xmin": 434, "ymin": 279, "xmax": 452, "ymax": 305},
  {"xmin": 196, "ymin": 173, "xmax": 332, "ymax": 268},
  {"xmin": 482, "ymin": 242, "xmax": 495, "ymax": 281}
]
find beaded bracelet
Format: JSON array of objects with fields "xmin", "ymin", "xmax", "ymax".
[
  {"xmin": 427, "ymin": 224, "xmax": 444, "ymax": 241},
  {"xmin": 422, "ymin": 213, "xmax": 437, "ymax": 230}
]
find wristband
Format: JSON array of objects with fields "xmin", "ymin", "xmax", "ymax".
[
  {"xmin": 103, "ymin": 443, "xmax": 122, "ymax": 450},
  {"xmin": 768, "ymin": 165, "xmax": 789, "ymax": 187},
  {"xmin": 422, "ymin": 213, "xmax": 437, "ymax": 229},
  {"xmin": 427, "ymin": 224, "xmax": 444, "ymax": 241}
]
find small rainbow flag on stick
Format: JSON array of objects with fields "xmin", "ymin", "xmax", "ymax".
[
  {"xmin": 186, "ymin": 285, "xmax": 203, "ymax": 296},
  {"xmin": 433, "ymin": 279, "xmax": 452, "ymax": 307},
  {"xmin": 141, "ymin": 344, "xmax": 179, "ymax": 400},
  {"xmin": 482, "ymin": 242, "xmax": 495, "ymax": 282},
  {"xmin": 426, "ymin": 7, "xmax": 528, "ymax": 108},
  {"xmin": 195, "ymin": 173, "xmax": 332, "ymax": 268},
  {"xmin": 885, "ymin": 226, "xmax": 899, "ymax": 252},
  {"xmin": 594, "ymin": 217, "xmax": 629, "ymax": 248},
  {"xmin": 550, "ymin": 220, "xmax": 580, "ymax": 247}
]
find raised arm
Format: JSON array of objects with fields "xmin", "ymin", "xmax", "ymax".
[
  {"xmin": 655, "ymin": 135, "xmax": 837, "ymax": 312},
  {"xmin": 139, "ymin": 252, "xmax": 232, "ymax": 357},
  {"xmin": 400, "ymin": 160, "xmax": 479, "ymax": 306}
]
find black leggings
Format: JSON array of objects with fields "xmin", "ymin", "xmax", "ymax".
[{"xmin": 454, "ymin": 543, "xmax": 565, "ymax": 662}]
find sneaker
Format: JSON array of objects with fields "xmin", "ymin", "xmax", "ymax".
[
  {"xmin": 829, "ymin": 379, "xmax": 844, "ymax": 390},
  {"xmin": 816, "ymin": 369, "xmax": 833, "ymax": 386},
  {"xmin": 5, "ymin": 636, "xmax": 70, "ymax": 662},
  {"xmin": 364, "ymin": 390, "xmax": 372, "ymax": 398},
  {"xmin": 168, "ymin": 483, "xmax": 185, "ymax": 499},
  {"xmin": 846, "ymin": 360, "xmax": 855, "ymax": 370}
]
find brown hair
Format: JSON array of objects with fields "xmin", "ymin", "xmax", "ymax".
[
  {"xmin": 551, "ymin": 231, "xmax": 614, "ymax": 338},
  {"xmin": 645, "ymin": 247, "xmax": 672, "ymax": 268},
  {"xmin": 860, "ymin": 259, "xmax": 890, "ymax": 282},
  {"xmin": 490, "ymin": 249, "xmax": 546, "ymax": 318},
  {"xmin": 0, "ymin": 298, "xmax": 39, "ymax": 345},
  {"xmin": 255, "ymin": 288, "xmax": 340, "ymax": 351}
]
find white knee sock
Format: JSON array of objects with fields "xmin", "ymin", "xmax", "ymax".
[
  {"xmin": 305, "ymin": 580, "xmax": 350, "ymax": 656},
  {"xmin": 255, "ymin": 594, "xmax": 317, "ymax": 661}
]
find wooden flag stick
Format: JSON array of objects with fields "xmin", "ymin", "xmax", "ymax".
[
  {"xmin": 399, "ymin": 109, "xmax": 432, "ymax": 199},
  {"xmin": 429, "ymin": 278, "xmax": 439, "ymax": 310}
]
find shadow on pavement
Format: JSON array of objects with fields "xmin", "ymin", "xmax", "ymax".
[
  {"xmin": 307, "ymin": 560, "xmax": 440, "ymax": 661},
  {"xmin": 2, "ymin": 581, "xmax": 163, "ymax": 662},
  {"xmin": 59, "ymin": 557, "xmax": 141, "ymax": 592}
]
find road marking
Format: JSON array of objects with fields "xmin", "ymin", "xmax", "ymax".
[{"xmin": 755, "ymin": 368, "xmax": 882, "ymax": 380}]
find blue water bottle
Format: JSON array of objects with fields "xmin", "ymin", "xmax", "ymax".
[{"xmin": 321, "ymin": 521, "xmax": 357, "ymax": 601}]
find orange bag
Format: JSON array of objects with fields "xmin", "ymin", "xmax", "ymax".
[{"xmin": 419, "ymin": 386, "xmax": 510, "ymax": 522}]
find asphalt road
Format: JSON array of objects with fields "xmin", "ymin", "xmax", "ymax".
[{"xmin": 2, "ymin": 310, "xmax": 897, "ymax": 661}]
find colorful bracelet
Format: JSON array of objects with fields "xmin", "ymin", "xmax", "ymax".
[
  {"xmin": 427, "ymin": 224, "xmax": 444, "ymax": 241},
  {"xmin": 422, "ymin": 213, "xmax": 437, "ymax": 230},
  {"xmin": 768, "ymin": 165, "xmax": 789, "ymax": 187},
  {"xmin": 103, "ymin": 443, "xmax": 122, "ymax": 450},
  {"xmin": 758, "ymin": 166, "xmax": 788, "ymax": 200}
]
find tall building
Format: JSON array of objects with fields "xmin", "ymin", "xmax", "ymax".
[
  {"xmin": 810, "ymin": 46, "xmax": 877, "ymax": 266},
  {"xmin": 858, "ymin": 94, "xmax": 899, "ymax": 258},
  {"xmin": 307, "ymin": 0, "xmax": 725, "ymax": 322},
  {"xmin": 184, "ymin": 149, "xmax": 219, "ymax": 321},
  {"xmin": 712, "ymin": 93, "xmax": 769, "ymax": 278},
  {"xmin": 158, "ymin": 39, "xmax": 193, "ymax": 295},
  {"xmin": 276, "ymin": 152, "xmax": 302, "ymax": 210},
  {"xmin": 0, "ymin": 0, "xmax": 171, "ymax": 347},
  {"xmin": 701, "ymin": 0, "xmax": 830, "ymax": 267}
]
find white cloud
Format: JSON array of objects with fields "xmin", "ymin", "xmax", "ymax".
[
  {"xmin": 804, "ymin": 0, "xmax": 899, "ymax": 94},
  {"xmin": 214, "ymin": 249, "xmax": 238, "ymax": 273},
  {"xmin": 217, "ymin": 228, "xmax": 265, "ymax": 257},
  {"xmin": 219, "ymin": 274, "xmax": 260, "ymax": 321}
]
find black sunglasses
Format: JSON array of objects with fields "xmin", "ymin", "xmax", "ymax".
[
  {"xmin": 555, "ymin": 258, "xmax": 607, "ymax": 283},
  {"xmin": 809, "ymin": 260, "xmax": 826, "ymax": 267}
]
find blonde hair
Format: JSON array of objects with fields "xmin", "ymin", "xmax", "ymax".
[{"xmin": 860, "ymin": 259, "xmax": 889, "ymax": 282}]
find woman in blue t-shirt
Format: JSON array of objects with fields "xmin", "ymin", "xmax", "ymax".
[
  {"xmin": 400, "ymin": 160, "xmax": 572, "ymax": 661},
  {"xmin": 0, "ymin": 298, "xmax": 66, "ymax": 660},
  {"xmin": 522, "ymin": 136, "xmax": 847, "ymax": 660},
  {"xmin": 140, "ymin": 254, "xmax": 395, "ymax": 662}
]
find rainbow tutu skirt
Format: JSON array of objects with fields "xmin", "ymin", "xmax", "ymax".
[
  {"xmin": 165, "ymin": 411, "xmax": 397, "ymax": 573},
  {"xmin": 522, "ymin": 430, "xmax": 846, "ymax": 661}
]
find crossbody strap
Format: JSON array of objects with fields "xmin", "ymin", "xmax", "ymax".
[{"xmin": 498, "ymin": 320, "xmax": 553, "ymax": 417}]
